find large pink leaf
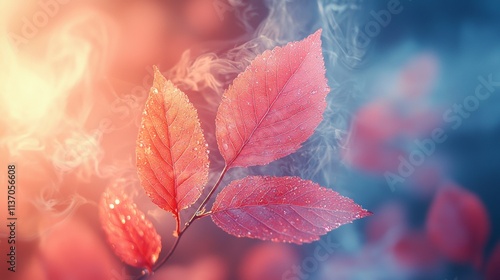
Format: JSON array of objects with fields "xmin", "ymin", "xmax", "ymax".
[
  {"xmin": 426, "ymin": 183, "xmax": 490, "ymax": 267},
  {"xmin": 136, "ymin": 67, "xmax": 209, "ymax": 216},
  {"xmin": 216, "ymin": 29, "xmax": 330, "ymax": 168},
  {"xmin": 211, "ymin": 176, "xmax": 371, "ymax": 244},
  {"xmin": 99, "ymin": 181, "xmax": 161, "ymax": 272}
]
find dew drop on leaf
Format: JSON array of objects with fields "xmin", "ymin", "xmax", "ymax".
[{"xmin": 211, "ymin": 176, "xmax": 371, "ymax": 244}]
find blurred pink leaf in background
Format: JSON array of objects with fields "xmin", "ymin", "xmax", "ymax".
[
  {"xmin": 485, "ymin": 242, "xmax": 500, "ymax": 280},
  {"xmin": 390, "ymin": 230, "xmax": 440, "ymax": 270},
  {"xmin": 426, "ymin": 183, "xmax": 490, "ymax": 267},
  {"xmin": 238, "ymin": 243, "xmax": 300, "ymax": 280}
]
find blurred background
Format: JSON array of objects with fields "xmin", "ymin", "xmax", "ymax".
[{"xmin": 1, "ymin": 0, "xmax": 499, "ymax": 279}]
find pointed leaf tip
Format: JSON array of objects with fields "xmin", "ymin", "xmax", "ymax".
[
  {"xmin": 136, "ymin": 69, "xmax": 210, "ymax": 215},
  {"xmin": 211, "ymin": 176, "xmax": 370, "ymax": 244}
]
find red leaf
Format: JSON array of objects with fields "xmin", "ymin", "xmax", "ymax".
[
  {"xmin": 485, "ymin": 242, "xmax": 500, "ymax": 280},
  {"xmin": 136, "ymin": 67, "xmax": 210, "ymax": 216},
  {"xmin": 426, "ymin": 183, "xmax": 490, "ymax": 267},
  {"xmin": 211, "ymin": 176, "xmax": 371, "ymax": 244},
  {"xmin": 99, "ymin": 180, "xmax": 162, "ymax": 272},
  {"xmin": 216, "ymin": 30, "xmax": 330, "ymax": 168}
]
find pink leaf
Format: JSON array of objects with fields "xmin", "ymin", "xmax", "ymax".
[
  {"xmin": 211, "ymin": 176, "xmax": 371, "ymax": 244},
  {"xmin": 136, "ymin": 67, "xmax": 210, "ymax": 216},
  {"xmin": 426, "ymin": 183, "xmax": 490, "ymax": 267},
  {"xmin": 216, "ymin": 29, "xmax": 330, "ymax": 168},
  {"xmin": 342, "ymin": 101, "xmax": 408, "ymax": 174},
  {"xmin": 99, "ymin": 181, "xmax": 162, "ymax": 272}
]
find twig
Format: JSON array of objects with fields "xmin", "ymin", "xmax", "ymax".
[{"xmin": 136, "ymin": 165, "xmax": 229, "ymax": 279}]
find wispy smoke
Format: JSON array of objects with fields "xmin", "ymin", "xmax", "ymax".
[{"xmin": 0, "ymin": 0, "xmax": 365, "ymax": 239}]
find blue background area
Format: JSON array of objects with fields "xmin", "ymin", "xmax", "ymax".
[{"xmin": 313, "ymin": 0, "xmax": 500, "ymax": 279}]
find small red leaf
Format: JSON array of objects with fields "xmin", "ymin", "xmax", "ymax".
[
  {"xmin": 211, "ymin": 176, "xmax": 371, "ymax": 244},
  {"xmin": 426, "ymin": 183, "xmax": 490, "ymax": 267},
  {"xmin": 136, "ymin": 67, "xmax": 209, "ymax": 215},
  {"xmin": 216, "ymin": 29, "xmax": 330, "ymax": 168},
  {"xmin": 99, "ymin": 181, "xmax": 162, "ymax": 272}
]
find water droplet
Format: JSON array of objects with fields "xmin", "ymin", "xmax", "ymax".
[
  {"xmin": 152, "ymin": 87, "xmax": 158, "ymax": 94},
  {"xmin": 222, "ymin": 143, "xmax": 229, "ymax": 150},
  {"xmin": 114, "ymin": 199, "xmax": 120, "ymax": 205},
  {"xmin": 109, "ymin": 204, "xmax": 115, "ymax": 209}
]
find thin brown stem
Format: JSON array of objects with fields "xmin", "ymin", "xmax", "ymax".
[
  {"xmin": 174, "ymin": 214, "xmax": 181, "ymax": 237},
  {"xmin": 137, "ymin": 164, "xmax": 230, "ymax": 279},
  {"xmin": 134, "ymin": 233, "xmax": 183, "ymax": 280},
  {"xmin": 185, "ymin": 165, "xmax": 228, "ymax": 227}
]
